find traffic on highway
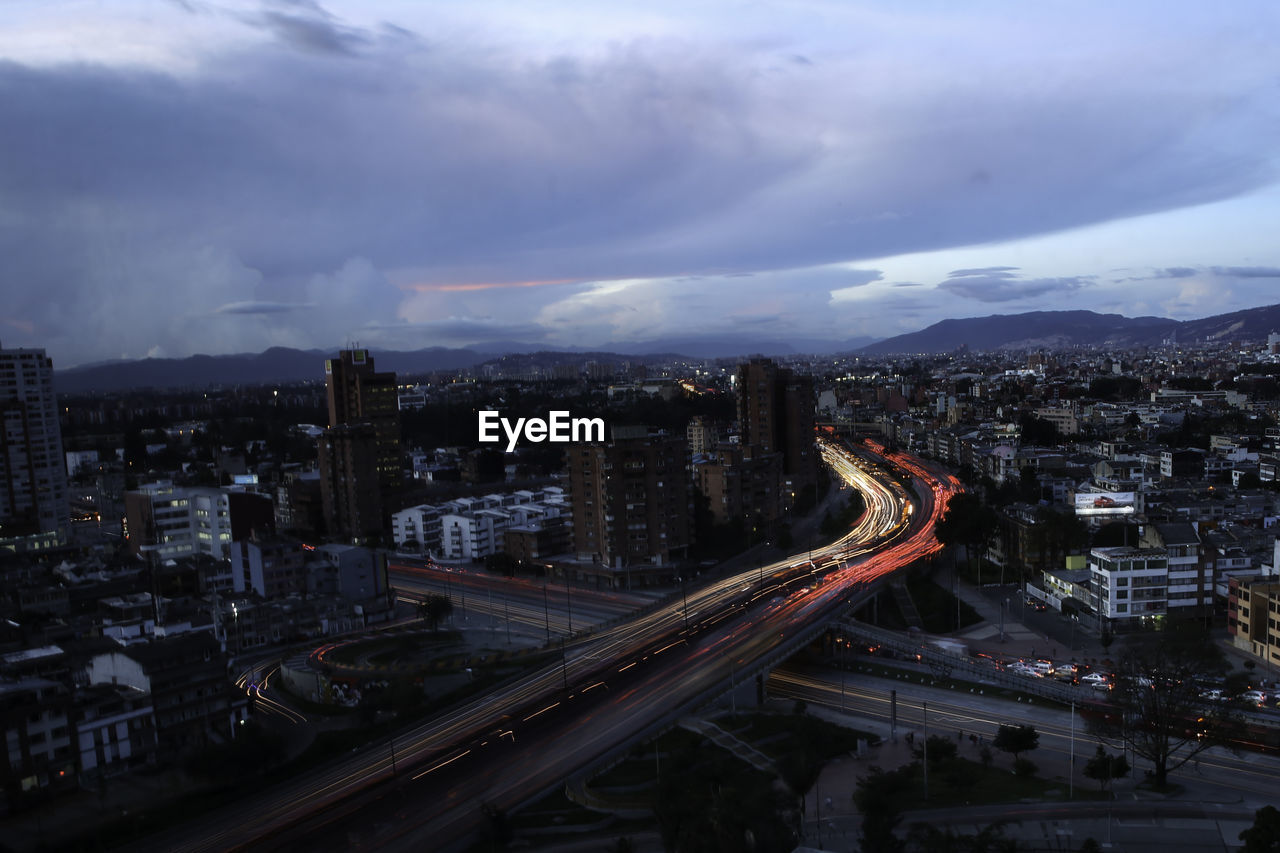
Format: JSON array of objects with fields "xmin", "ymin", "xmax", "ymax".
[{"xmin": 149, "ymin": 437, "xmax": 958, "ymax": 852}]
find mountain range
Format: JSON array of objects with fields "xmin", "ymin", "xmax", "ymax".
[
  {"xmin": 859, "ymin": 303, "xmax": 1280, "ymax": 355},
  {"xmin": 53, "ymin": 304, "xmax": 1280, "ymax": 392}
]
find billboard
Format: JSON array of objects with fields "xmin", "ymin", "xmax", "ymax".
[{"xmin": 1074, "ymin": 491, "xmax": 1135, "ymax": 517}]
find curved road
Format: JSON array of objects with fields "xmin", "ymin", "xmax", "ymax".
[{"xmin": 142, "ymin": 438, "xmax": 957, "ymax": 852}]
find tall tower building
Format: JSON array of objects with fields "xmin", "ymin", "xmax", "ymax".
[
  {"xmin": 736, "ymin": 358, "xmax": 817, "ymax": 506},
  {"xmin": 0, "ymin": 344, "xmax": 68, "ymax": 552},
  {"xmin": 325, "ymin": 349, "xmax": 401, "ymax": 494},
  {"xmin": 318, "ymin": 349, "xmax": 402, "ymax": 542},
  {"xmin": 569, "ymin": 427, "xmax": 691, "ymax": 582}
]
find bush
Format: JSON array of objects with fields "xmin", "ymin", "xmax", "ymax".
[
  {"xmin": 913, "ymin": 734, "xmax": 957, "ymax": 767},
  {"xmin": 1013, "ymin": 758, "xmax": 1038, "ymax": 778}
]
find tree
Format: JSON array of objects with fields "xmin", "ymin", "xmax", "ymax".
[
  {"xmin": 778, "ymin": 746, "xmax": 822, "ymax": 837},
  {"xmin": 854, "ymin": 767, "xmax": 908, "ymax": 853},
  {"xmin": 991, "ymin": 724, "xmax": 1039, "ymax": 762},
  {"xmin": 418, "ymin": 594, "xmax": 453, "ymax": 632},
  {"xmin": 913, "ymin": 735, "xmax": 957, "ymax": 768},
  {"xmin": 1087, "ymin": 631, "xmax": 1241, "ymax": 787},
  {"xmin": 1240, "ymin": 805, "xmax": 1280, "ymax": 853},
  {"xmin": 1083, "ymin": 744, "xmax": 1129, "ymax": 794},
  {"xmin": 935, "ymin": 493, "xmax": 999, "ymax": 574}
]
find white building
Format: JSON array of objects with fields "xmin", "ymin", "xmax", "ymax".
[
  {"xmin": 1089, "ymin": 546, "xmax": 1171, "ymax": 627},
  {"xmin": 392, "ymin": 487, "xmax": 569, "ymax": 561},
  {"xmin": 1141, "ymin": 522, "xmax": 1214, "ymax": 616},
  {"xmin": 125, "ymin": 482, "xmax": 234, "ymax": 560}
]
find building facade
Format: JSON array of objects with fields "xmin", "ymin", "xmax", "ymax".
[
  {"xmin": 1230, "ymin": 577, "xmax": 1280, "ymax": 668},
  {"xmin": 0, "ymin": 345, "xmax": 68, "ymax": 552},
  {"xmin": 736, "ymin": 358, "xmax": 817, "ymax": 505},
  {"xmin": 569, "ymin": 428, "xmax": 691, "ymax": 574},
  {"xmin": 1089, "ymin": 546, "xmax": 1171, "ymax": 628}
]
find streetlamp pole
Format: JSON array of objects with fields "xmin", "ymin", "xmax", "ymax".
[
  {"xmin": 922, "ymin": 700, "xmax": 929, "ymax": 801},
  {"xmin": 680, "ymin": 576, "xmax": 688, "ymax": 632},
  {"xmin": 487, "ymin": 577, "xmax": 494, "ymax": 636},
  {"xmin": 565, "ymin": 579, "xmax": 573, "ymax": 636},
  {"xmin": 1069, "ymin": 700, "xmax": 1076, "ymax": 799},
  {"xmin": 542, "ymin": 581, "xmax": 551, "ymax": 644}
]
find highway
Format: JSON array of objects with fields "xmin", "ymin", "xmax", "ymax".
[
  {"xmin": 143, "ymin": 438, "xmax": 958, "ymax": 852},
  {"xmin": 387, "ymin": 564, "xmax": 657, "ymax": 640}
]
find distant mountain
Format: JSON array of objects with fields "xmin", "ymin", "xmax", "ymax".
[
  {"xmin": 857, "ymin": 305, "xmax": 1280, "ymax": 355},
  {"xmin": 56, "ymin": 346, "xmax": 488, "ymax": 393}
]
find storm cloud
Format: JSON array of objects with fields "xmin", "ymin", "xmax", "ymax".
[{"xmin": 1, "ymin": 1, "xmax": 1279, "ymax": 364}]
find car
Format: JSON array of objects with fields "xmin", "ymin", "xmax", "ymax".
[
  {"xmin": 1034, "ymin": 602, "xmax": 1047, "ymax": 612},
  {"xmin": 1242, "ymin": 690, "xmax": 1269, "ymax": 707},
  {"xmin": 1081, "ymin": 672, "xmax": 1110, "ymax": 686},
  {"xmin": 1199, "ymin": 688, "xmax": 1224, "ymax": 702}
]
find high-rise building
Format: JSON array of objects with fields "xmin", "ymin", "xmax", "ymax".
[
  {"xmin": 0, "ymin": 344, "xmax": 68, "ymax": 552},
  {"xmin": 318, "ymin": 349, "xmax": 403, "ymax": 542},
  {"xmin": 569, "ymin": 427, "xmax": 691, "ymax": 579},
  {"xmin": 736, "ymin": 358, "xmax": 817, "ymax": 506},
  {"xmin": 317, "ymin": 423, "xmax": 383, "ymax": 542},
  {"xmin": 324, "ymin": 349, "xmax": 401, "ymax": 494}
]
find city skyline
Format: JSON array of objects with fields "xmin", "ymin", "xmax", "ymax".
[{"xmin": 3, "ymin": 1, "xmax": 1280, "ymax": 367}]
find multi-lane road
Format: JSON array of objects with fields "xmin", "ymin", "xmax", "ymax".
[{"xmin": 144, "ymin": 438, "xmax": 957, "ymax": 852}]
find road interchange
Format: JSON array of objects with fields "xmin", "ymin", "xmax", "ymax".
[{"xmin": 148, "ymin": 438, "xmax": 958, "ymax": 852}]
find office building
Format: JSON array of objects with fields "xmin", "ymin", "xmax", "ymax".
[
  {"xmin": 324, "ymin": 348, "xmax": 401, "ymax": 494},
  {"xmin": 318, "ymin": 350, "xmax": 403, "ymax": 542},
  {"xmin": 1089, "ymin": 546, "xmax": 1171, "ymax": 628},
  {"xmin": 123, "ymin": 482, "xmax": 274, "ymax": 560},
  {"xmin": 0, "ymin": 344, "xmax": 68, "ymax": 552},
  {"xmin": 317, "ymin": 424, "xmax": 383, "ymax": 542},
  {"xmin": 736, "ymin": 358, "xmax": 817, "ymax": 506}
]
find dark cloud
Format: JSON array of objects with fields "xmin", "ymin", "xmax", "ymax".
[
  {"xmin": 2, "ymin": 16, "xmax": 1277, "ymax": 364},
  {"xmin": 948, "ymin": 266, "xmax": 1020, "ymax": 279},
  {"xmin": 256, "ymin": 10, "xmax": 369, "ymax": 55},
  {"xmin": 215, "ymin": 301, "xmax": 310, "ymax": 314},
  {"xmin": 891, "ymin": 282, "xmax": 925, "ymax": 288},
  {"xmin": 938, "ymin": 275, "xmax": 1090, "ymax": 303},
  {"xmin": 1158, "ymin": 267, "xmax": 1197, "ymax": 278},
  {"xmin": 1210, "ymin": 266, "xmax": 1280, "ymax": 278}
]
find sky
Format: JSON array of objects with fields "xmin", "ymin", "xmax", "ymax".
[{"xmin": 2, "ymin": 1, "xmax": 1280, "ymax": 367}]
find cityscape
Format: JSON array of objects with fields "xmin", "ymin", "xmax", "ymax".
[{"xmin": 5, "ymin": 3, "xmax": 1280, "ymax": 853}]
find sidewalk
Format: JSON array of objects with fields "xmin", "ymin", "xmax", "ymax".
[
  {"xmin": 947, "ymin": 578, "xmax": 1116, "ymax": 668},
  {"xmin": 790, "ymin": 678, "xmax": 1261, "ymax": 853}
]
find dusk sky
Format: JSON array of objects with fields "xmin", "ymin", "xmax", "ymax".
[{"xmin": 3, "ymin": 1, "xmax": 1280, "ymax": 367}]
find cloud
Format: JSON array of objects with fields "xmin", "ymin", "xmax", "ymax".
[
  {"xmin": 1210, "ymin": 266, "xmax": 1280, "ymax": 278},
  {"xmin": 362, "ymin": 316, "xmax": 552, "ymax": 345},
  {"xmin": 947, "ymin": 266, "xmax": 1020, "ymax": 279},
  {"xmin": 938, "ymin": 272, "xmax": 1091, "ymax": 303},
  {"xmin": 891, "ymin": 281, "xmax": 925, "ymax": 288},
  {"xmin": 215, "ymin": 300, "xmax": 311, "ymax": 314},
  {"xmin": 2, "ymin": 4, "xmax": 1279, "ymax": 364},
  {"xmin": 254, "ymin": 7, "xmax": 369, "ymax": 57}
]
